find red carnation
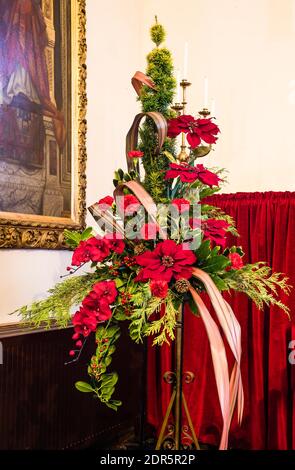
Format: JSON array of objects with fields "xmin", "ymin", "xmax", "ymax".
[
  {"xmin": 165, "ymin": 163, "xmax": 220, "ymax": 187},
  {"xmin": 140, "ymin": 222, "xmax": 159, "ymax": 240},
  {"xmin": 167, "ymin": 114, "xmax": 220, "ymax": 149},
  {"xmin": 171, "ymin": 198, "xmax": 190, "ymax": 213},
  {"xmin": 92, "ymin": 280, "xmax": 118, "ymax": 304},
  {"xmin": 98, "ymin": 195, "xmax": 114, "ymax": 208},
  {"xmin": 120, "ymin": 194, "xmax": 141, "ymax": 216},
  {"xmin": 105, "ymin": 234, "xmax": 125, "ymax": 254},
  {"xmin": 128, "ymin": 150, "xmax": 144, "ymax": 158},
  {"xmin": 135, "ymin": 239, "xmax": 196, "ymax": 282},
  {"xmin": 229, "ymin": 252, "xmax": 244, "ymax": 270},
  {"xmin": 203, "ymin": 219, "xmax": 229, "ymax": 248},
  {"xmin": 150, "ymin": 280, "xmax": 168, "ymax": 299}
]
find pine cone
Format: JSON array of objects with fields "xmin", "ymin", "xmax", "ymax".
[
  {"xmin": 134, "ymin": 243, "xmax": 146, "ymax": 256},
  {"xmin": 175, "ymin": 278, "xmax": 190, "ymax": 294}
]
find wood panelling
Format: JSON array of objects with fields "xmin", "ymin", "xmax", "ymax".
[{"xmin": 0, "ymin": 326, "xmax": 144, "ymax": 449}]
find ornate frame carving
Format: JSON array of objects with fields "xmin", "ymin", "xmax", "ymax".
[{"xmin": 0, "ymin": 0, "xmax": 87, "ymax": 249}]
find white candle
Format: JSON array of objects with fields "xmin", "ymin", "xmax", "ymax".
[
  {"xmin": 183, "ymin": 42, "xmax": 189, "ymax": 79},
  {"xmin": 176, "ymin": 69, "xmax": 181, "ymax": 102},
  {"xmin": 211, "ymin": 99, "xmax": 216, "ymax": 116},
  {"xmin": 204, "ymin": 77, "xmax": 209, "ymax": 108}
]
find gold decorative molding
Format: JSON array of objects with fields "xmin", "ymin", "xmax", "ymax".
[{"xmin": 0, "ymin": 0, "xmax": 87, "ymax": 250}]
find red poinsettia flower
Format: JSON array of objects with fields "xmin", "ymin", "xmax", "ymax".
[
  {"xmin": 140, "ymin": 222, "xmax": 159, "ymax": 240},
  {"xmin": 128, "ymin": 150, "xmax": 144, "ymax": 158},
  {"xmin": 72, "ymin": 307, "xmax": 98, "ymax": 337},
  {"xmin": 150, "ymin": 280, "xmax": 169, "ymax": 299},
  {"xmin": 167, "ymin": 115, "xmax": 194, "ymax": 138},
  {"xmin": 167, "ymin": 114, "xmax": 220, "ymax": 149},
  {"xmin": 119, "ymin": 194, "xmax": 141, "ymax": 216},
  {"xmin": 171, "ymin": 198, "xmax": 190, "ymax": 213},
  {"xmin": 105, "ymin": 233, "xmax": 125, "ymax": 254},
  {"xmin": 135, "ymin": 239, "xmax": 196, "ymax": 282},
  {"xmin": 203, "ymin": 219, "xmax": 229, "ymax": 248},
  {"xmin": 229, "ymin": 252, "xmax": 244, "ymax": 270},
  {"xmin": 165, "ymin": 163, "xmax": 220, "ymax": 187},
  {"xmin": 92, "ymin": 280, "xmax": 118, "ymax": 304}
]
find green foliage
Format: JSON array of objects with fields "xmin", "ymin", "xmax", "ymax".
[
  {"xmin": 64, "ymin": 227, "xmax": 93, "ymax": 249},
  {"xmin": 113, "ymin": 168, "xmax": 138, "ymax": 187},
  {"xmin": 150, "ymin": 17, "xmax": 166, "ymax": 46},
  {"xmin": 145, "ymin": 292, "xmax": 179, "ymax": 346},
  {"xmin": 17, "ymin": 274, "xmax": 98, "ymax": 328},
  {"xmin": 223, "ymin": 262, "xmax": 291, "ymax": 315},
  {"xmin": 139, "ymin": 21, "xmax": 176, "ymax": 202},
  {"xmin": 87, "ymin": 325, "xmax": 122, "ymax": 410}
]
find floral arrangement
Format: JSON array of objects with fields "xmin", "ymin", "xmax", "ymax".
[{"xmin": 18, "ymin": 20, "xmax": 290, "ymax": 430}]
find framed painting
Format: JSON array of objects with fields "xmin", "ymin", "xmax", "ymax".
[{"xmin": 0, "ymin": 0, "xmax": 87, "ymax": 249}]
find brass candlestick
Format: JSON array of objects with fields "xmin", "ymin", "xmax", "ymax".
[
  {"xmin": 178, "ymin": 79, "xmax": 191, "ymax": 163},
  {"xmin": 171, "ymin": 103, "xmax": 184, "ymax": 116},
  {"xmin": 199, "ymin": 108, "xmax": 211, "ymax": 118}
]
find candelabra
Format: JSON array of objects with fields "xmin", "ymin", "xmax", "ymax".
[{"xmin": 171, "ymin": 79, "xmax": 211, "ymax": 164}]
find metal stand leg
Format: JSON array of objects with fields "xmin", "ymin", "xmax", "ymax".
[{"xmin": 156, "ymin": 303, "xmax": 200, "ymax": 450}]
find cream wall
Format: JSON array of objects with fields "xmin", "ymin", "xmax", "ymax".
[
  {"xmin": 140, "ymin": 0, "xmax": 295, "ymax": 193},
  {"xmin": 0, "ymin": 0, "xmax": 141, "ymax": 323},
  {"xmin": 1, "ymin": 0, "xmax": 295, "ymax": 322}
]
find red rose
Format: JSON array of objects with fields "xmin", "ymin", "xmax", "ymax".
[
  {"xmin": 135, "ymin": 239, "xmax": 196, "ymax": 282},
  {"xmin": 128, "ymin": 150, "xmax": 144, "ymax": 158},
  {"xmin": 229, "ymin": 252, "xmax": 244, "ymax": 270},
  {"xmin": 150, "ymin": 280, "xmax": 168, "ymax": 299},
  {"xmin": 165, "ymin": 163, "xmax": 220, "ymax": 187},
  {"xmin": 105, "ymin": 234, "xmax": 125, "ymax": 254},
  {"xmin": 140, "ymin": 222, "xmax": 159, "ymax": 240},
  {"xmin": 171, "ymin": 198, "xmax": 190, "ymax": 213},
  {"xmin": 203, "ymin": 219, "xmax": 229, "ymax": 248},
  {"xmin": 120, "ymin": 194, "xmax": 141, "ymax": 216},
  {"xmin": 92, "ymin": 280, "xmax": 118, "ymax": 304}
]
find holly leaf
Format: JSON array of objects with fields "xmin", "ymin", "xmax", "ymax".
[
  {"xmin": 195, "ymin": 239, "xmax": 211, "ymax": 261},
  {"xmin": 203, "ymin": 255, "xmax": 231, "ymax": 273}
]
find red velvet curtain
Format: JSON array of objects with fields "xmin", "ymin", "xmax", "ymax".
[{"xmin": 147, "ymin": 191, "xmax": 295, "ymax": 449}]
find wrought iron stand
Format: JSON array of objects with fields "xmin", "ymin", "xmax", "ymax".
[{"xmin": 156, "ymin": 303, "xmax": 200, "ymax": 450}]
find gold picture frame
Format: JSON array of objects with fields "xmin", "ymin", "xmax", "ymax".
[{"xmin": 0, "ymin": 0, "xmax": 87, "ymax": 249}]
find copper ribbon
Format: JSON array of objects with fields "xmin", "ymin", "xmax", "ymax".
[
  {"xmin": 87, "ymin": 72, "xmax": 244, "ymax": 448},
  {"xmin": 131, "ymin": 71, "xmax": 156, "ymax": 96}
]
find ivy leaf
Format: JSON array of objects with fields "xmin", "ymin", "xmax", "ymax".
[{"xmin": 75, "ymin": 381, "xmax": 94, "ymax": 393}]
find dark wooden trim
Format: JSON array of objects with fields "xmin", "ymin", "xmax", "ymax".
[{"xmin": 0, "ymin": 321, "xmax": 71, "ymax": 339}]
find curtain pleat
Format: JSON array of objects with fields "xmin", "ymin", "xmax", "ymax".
[{"xmin": 147, "ymin": 191, "xmax": 295, "ymax": 449}]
